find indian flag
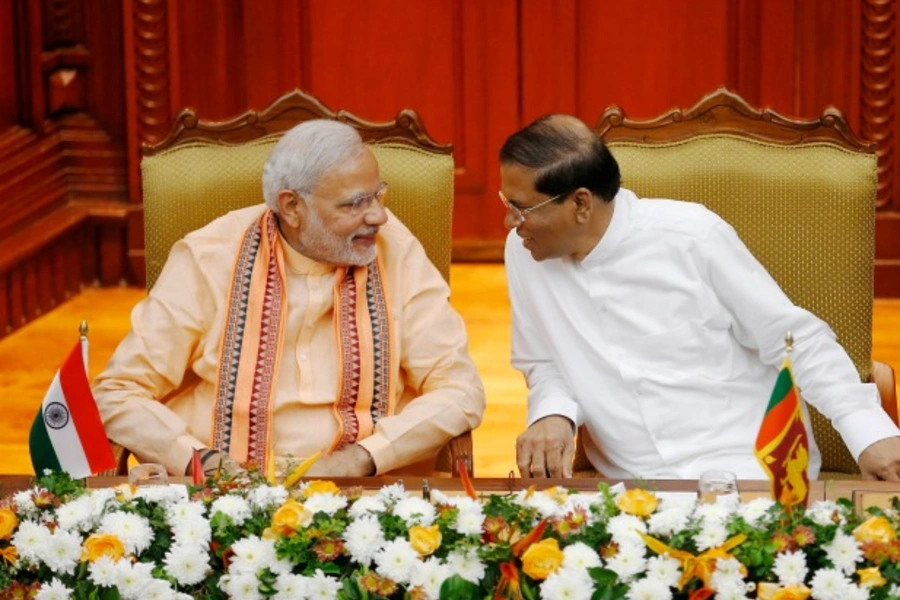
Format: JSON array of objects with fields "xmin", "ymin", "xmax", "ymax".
[
  {"xmin": 754, "ymin": 359, "xmax": 810, "ymax": 508},
  {"xmin": 29, "ymin": 341, "xmax": 116, "ymax": 479}
]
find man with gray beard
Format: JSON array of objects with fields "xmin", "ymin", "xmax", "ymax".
[{"xmin": 94, "ymin": 120, "xmax": 485, "ymax": 478}]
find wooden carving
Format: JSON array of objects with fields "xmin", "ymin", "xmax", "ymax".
[
  {"xmin": 597, "ymin": 87, "xmax": 875, "ymax": 153},
  {"xmin": 42, "ymin": 0, "xmax": 83, "ymax": 47},
  {"xmin": 133, "ymin": 0, "xmax": 172, "ymax": 145},
  {"xmin": 144, "ymin": 89, "xmax": 452, "ymax": 155},
  {"xmin": 861, "ymin": 0, "xmax": 895, "ymax": 210}
]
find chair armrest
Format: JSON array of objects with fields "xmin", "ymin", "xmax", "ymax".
[
  {"xmin": 434, "ymin": 431, "xmax": 474, "ymax": 477},
  {"xmin": 872, "ymin": 360, "xmax": 898, "ymax": 426}
]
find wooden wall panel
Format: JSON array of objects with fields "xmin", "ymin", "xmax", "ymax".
[{"xmin": 0, "ymin": 0, "xmax": 17, "ymax": 129}]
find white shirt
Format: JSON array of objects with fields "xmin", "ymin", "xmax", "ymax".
[{"xmin": 506, "ymin": 188, "xmax": 899, "ymax": 479}]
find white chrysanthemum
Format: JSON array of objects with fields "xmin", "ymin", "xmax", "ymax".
[
  {"xmin": 710, "ymin": 570, "xmax": 747, "ymax": 596},
  {"xmin": 446, "ymin": 547, "xmax": 486, "ymax": 584},
  {"xmin": 35, "ymin": 577, "xmax": 73, "ymax": 600},
  {"xmin": 13, "ymin": 489, "xmax": 38, "ymax": 517},
  {"xmin": 824, "ymin": 531, "xmax": 863, "ymax": 575},
  {"xmin": 348, "ymin": 494, "xmax": 387, "ymax": 518},
  {"xmin": 809, "ymin": 567, "xmax": 853, "ymax": 600},
  {"xmin": 644, "ymin": 555, "xmax": 681, "ymax": 588},
  {"xmin": 166, "ymin": 501, "xmax": 207, "ymax": 524},
  {"xmin": 274, "ymin": 573, "xmax": 308, "ymax": 600},
  {"xmin": 562, "ymin": 493, "xmax": 600, "ymax": 521},
  {"xmin": 136, "ymin": 578, "xmax": 176, "ymax": 600},
  {"xmin": 115, "ymin": 561, "xmax": 155, "ymax": 600},
  {"xmin": 409, "ymin": 557, "xmax": 452, "ymax": 600},
  {"xmin": 88, "ymin": 555, "xmax": 120, "ymax": 587},
  {"xmin": 648, "ymin": 506, "xmax": 692, "ymax": 537},
  {"xmin": 305, "ymin": 569, "xmax": 343, "ymax": 600},
  {"xmin": 540, "ymin": 568, "xmax": 595, "ymax": 600},
  {"xmin": 248, "ymin": 484, "xmax": 288, "ymax": 510},
  {"xmin": 806, "ymin": 501, "xmax": 846, "ymax": 527},
  {"xmin": 454, "ymin": 505, "xmax": 485, "ymax": 535},
  {"xmin": 520, "ymin": 490, "xmax": 566, "ymax": 519},
  {"xmin": 378, "ymin": 482, "xmax": 407, "ymax": 504},
  {"xmin": 344, "ymin": 515, "xmax": 386, "ymax": 566},
  {"xmin": 98, "ymin": 512, "xmax": 154, "ymax": 556},
  {"xmin": 220, "ymin": 574, "xmax": 264, "ymax": 600},
  {"xmin": 170, "ymin": 515, "xmax": 211, "ymax": 549},
  {"xmin": 230, "ymin": 535, "xmax": 291, "ymax": 576},
  {"xmin": 393, "ymin": 496, "xmax": 437, "ymax": 526},
  {"xmin": 694, "ymin": 522, "xmax": 728, "ymax": 552},
  {"xmin": 713, "ymin": 579, "xmax": 752, "ymax": 600},
  {"xmin": 714, "ymin": 557, "xmax": 745, "ymax": 578},
  {"xmin": 694, "ymin": 501, "xmax": 734, "ymax": 525},
  {"xmin": 12, "ymin": 520, "xmax": 51, "ymax": 563},
  {"xmin": 607, "ymin": 514, "xmax": 648, "ymax": 547},
  {"xmin": 605, "ymin": 543, "xmax": 647, "ymax": 582},
  {"xmin": 890, "ymin": 583, "xmax": 900, "ymax": 597},
  {"xmin": 562, "ymin": 542, "xmax": 602, "ymax": 571},
  {"xmin": 773, "ymin": 550, "xmax": 808, "ymax": 586},
  {"xmin": 304, "ymin": 492, "xmax": 348, "ymax": 516},
  {"xmin": 40, "ymin": 529, "xmax": 83, "ymax": 575},
  {"xmin": 845, "ymin": 584, "xmax": 871, "ymax": 600},
  {"xmin": 209, "ymin": 495, "xmax": 253, "ymax": 526},
  {"xmin": 164, "ymin": 544, "xmax": 210, "ymax": 585},
  {"xmin": 625, "ymin": 577, "xmax": 672, "ymax": 600},
  {"xmin": 374, "ymin": 538, "xmax": 420, "ymax": 584},
  {"xmin": 55, "ymin": 494, "xmax": 100, "ymax": 532},
  {"xmin": 737, "ymin": 498, "xmax": 776, "ymax": 527},
  {"xmin": 135, "ymin": 484, "xmax": 188, "ymax": 505}
]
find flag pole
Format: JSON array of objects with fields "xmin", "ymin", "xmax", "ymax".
[
  {"xmin": 80, "ymin": 320, "xmax": 89, "ymax": 374},
  {"xmin": 785, "ymin": 330, "xmax": 794, "ymax": 358}
]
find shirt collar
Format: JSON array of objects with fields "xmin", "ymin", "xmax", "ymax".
[
  {"xmin": 579, "ymin": 188, "xmax": 634, "ymax": 267},
  {"xmin": 278, "ymin": 229, "xmax": 338, "ymax": 276}
]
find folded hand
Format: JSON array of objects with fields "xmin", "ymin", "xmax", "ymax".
[
  {"xmin": 858, "ymin": 436, "xmax": 900, "ymax": 480},
  {"xmin": 516, "ymin": 415, "xmax": 575, "ymax": 478}
]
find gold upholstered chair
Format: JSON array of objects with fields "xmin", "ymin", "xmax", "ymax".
[
  {"xmin": 572, "ymin": 87, "xmax": 898, "ymax": 479},
  {"xmin": 108, "ymin": 90, "xmax": 472, "ymax": 477}
]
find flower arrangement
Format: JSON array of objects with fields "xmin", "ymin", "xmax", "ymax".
[{"xmin": 1, "ymin": 470, "xmax": 900, "ymax": 600}]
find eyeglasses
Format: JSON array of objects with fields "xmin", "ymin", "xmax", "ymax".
[
  {"xmin": 498, "ymin": 190, "xmax": 570, "ymax": 223},
  {"xmin": 302, "ymin": 182, "xmax": 388, "ymax": 215}
]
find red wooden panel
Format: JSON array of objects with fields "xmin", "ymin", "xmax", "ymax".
[
  {"xmin": 51, "ymin": 242, "xmax": 66, "ymax": 304},
  {"xmin": 0, "ymin": 0, "xmax": 17, "ymax": 129},
  {"xmin": 172, "ymin": 0, "xmax": 246, "ymax": 119},
  {"xmin": 37, "ymin": 249, "xmax": 53, "ymax": 313},
  {"xmin": 83, "ymin": 0, "xmax": 127, "ymax": 143},
  {"xmin": 519, "ymin": 0, "xmax": 579, "ymax": 120},
  {"xmin": 756, "ymin": 1, "xmax": 797, "ymax": 115},
  {"xmin": 575, "ymin": 0, "xmax": 731, "ymax": 121},
  {"xmin": 0, "ymin": 272, "xmax": 8, "ymax": 334},
  {"xmin": 23, "ymin": 259, "xmax": 37, "ymax": 320},
  {"xmin": 8, "ymin": 266, "xmax": 23, "ymax": 329},
  {"xmin": 241, "ymin": 0, "xmax": 302, "ymax": 109}
]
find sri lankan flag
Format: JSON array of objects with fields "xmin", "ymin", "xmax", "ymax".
[{"xmin": 754, "ymin": 359, "xmax": 810, "ymax": 508}]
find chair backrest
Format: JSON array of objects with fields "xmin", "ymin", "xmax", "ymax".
[
  {"xmin": 141, "ymin": 90, "xmax": 455, "ymax": 289},
  {"xmin": 581, "ymin": 87, "xmax": 877, "ymax": 476}
]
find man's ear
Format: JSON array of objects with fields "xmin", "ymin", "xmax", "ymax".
[
  {"xmin": 572, "ymin": 188, "xmax": 593, "ymax": 223},
  {"xmin": 276, "ymin": 189, "xmax": 308, "ymax": 229}
]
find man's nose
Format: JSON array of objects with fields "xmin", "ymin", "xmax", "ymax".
[
  {"xmin": 503, "ymin": 211, "xmax": 522, "ymax": 230},
  {"xmin": 364, "ymin": 201, "xmax": 388, "ymax": 226}
]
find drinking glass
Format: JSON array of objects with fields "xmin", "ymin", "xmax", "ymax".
[
  {"xmin": 697, "ymin": 470, "xmax": 738, "ymax": 504},
  {"xmin": 128, "ymin": 463, "xmax": 168, "ymax": 487}
]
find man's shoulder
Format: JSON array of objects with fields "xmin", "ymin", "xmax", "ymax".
[
  {"xmin": 182, "ymin": 204, "xmax": 268, "ymax": 244},
  {"xmin": 630, "ymin": 195, "xmax": 725, "ymax": 240}
]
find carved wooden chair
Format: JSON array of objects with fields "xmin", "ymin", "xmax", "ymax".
[
  {"xmin": 573, "ymin": 87, "xmax": 898, "ymax": 479},
  {"xmin": 105, "ymin": 90, "xmax": 473, "ymax": 478}
]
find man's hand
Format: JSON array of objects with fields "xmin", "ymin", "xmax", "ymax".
[
  {"xmin": 858, "ymin": 436, "xmax": 900, "ymax": 480},
  {"xmin": 303, "ymin": 444, "xmax": 376, "ymax": 478},
  {"xmin": 516, "ymin": 415, "xmax": 575, "ymax": 478}
]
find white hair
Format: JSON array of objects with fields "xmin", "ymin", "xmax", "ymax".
[{"xmin": 261, "ymin": 120, "xmax": 366, "ymax": 212}]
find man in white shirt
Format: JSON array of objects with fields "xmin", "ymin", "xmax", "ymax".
[{"xmin": 502, "ymin": 114, "xmax": 900, "ymax": 480}]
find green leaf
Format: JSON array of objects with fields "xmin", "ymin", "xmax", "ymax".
[{"xmin": 439, "ymin": 575, "xmax": 481, "ymax": 600}]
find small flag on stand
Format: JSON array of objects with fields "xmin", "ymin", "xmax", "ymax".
[
  {"xmin": 29, "ymin": 332, "xmax": 116, "ymax": 479},
  {"xmin": 754, "ymin": 332, "xmax": 810, "ymax": 508}
]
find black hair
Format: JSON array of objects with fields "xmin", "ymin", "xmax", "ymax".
[{"xmin": 499, "ymin": 115, "xmax": 621, "ymax": 202}]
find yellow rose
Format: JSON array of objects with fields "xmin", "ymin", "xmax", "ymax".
[
  {"xmin": 113, "ymin": 483, "xmax": 136, "ymax": 502},
  {"xmin": 81, "ymin": 533, "xmax": 125, "ymax": 563},
  {"xmin": 409, "ymin": 524, "xmax": 442, "ymax": 556},
  {"xmin": 853, "ymin": 516, "xmax": 896, "ymax": 544},
  {"xmin": 757, "ymin": 583, "xmax": 811, "ymax": 600},
  {"xmin": 616, "ymin": 489, "xmax": 658, "ymax": 518},
  {"xmin": 521, "ymin": 538, "xmax": 564, "ymax": 580},
  {"xmin": 0, "ymin": 508, "xmax": 18, "ymax": 541},
  {"xmin": 271, "ymin": 498, "xmax": 313, "ymax": 536},
  {"xmin": 857, "ymin": 567, "xmax": 887, "ymax": 588},
  {"xmin": 302, "ymin": 480, "xmax": 341, "ymax": 498}
]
